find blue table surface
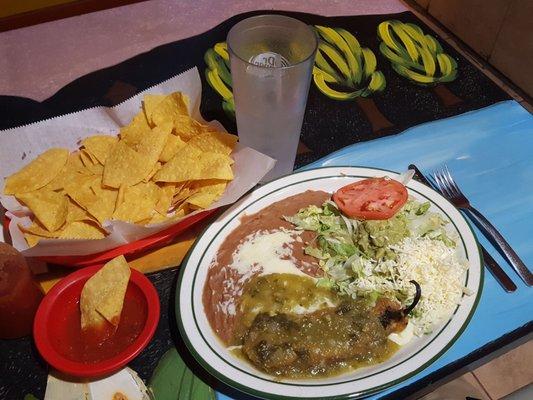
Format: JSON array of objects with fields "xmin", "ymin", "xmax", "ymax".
[{"xmin": 218, "ymin": 100, "xmax": 533, "ymax": 399}]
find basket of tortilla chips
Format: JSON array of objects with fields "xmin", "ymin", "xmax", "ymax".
[{"xmin": 1, "ymin": 90, "xmax": 272, "ymax": 267}]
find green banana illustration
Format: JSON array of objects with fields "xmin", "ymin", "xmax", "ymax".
[
  {"xmin": 378, "ymin": 20, "xmax": 457, "ymax": 85},
  {"xmin": 204, "ymin": 42, "xmax": 235, "ymax": 119},
  {"xmin": 313, "ymin": 25, "xmax": 386, "ymax": 100},
  {"xmin": 312, "ymin": 25, "xmax": 392, "ymax": 134}
]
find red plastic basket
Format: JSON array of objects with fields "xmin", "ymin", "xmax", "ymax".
[{"xmin": 4, "ymin": 209, "xmax": 216, "ymax": 268}]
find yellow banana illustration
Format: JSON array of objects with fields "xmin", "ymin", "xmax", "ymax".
[
  {"xmin": 361, "ymin": 48, "xmax": 377, "ymax": 81},
  {"xmin": 318, "ymin": 41, "xmax": 352, "ymax": 83},
  {"xmin": 436, "ymin": 53, "xmax": 458, "ymax": 82},
  {"xmin": 316, "ymin": 26, "xmax": 359, "ymax": 85},
  {"xmin": 313, "ymin": 66, "xmax": 337, "ymax": 83},
  {"xmin": 424, "ymin": 34, "xmax": 442, "ymax": 55},
  {"xmin": 204, "ymin": 42, "xmax": 235, "ymax": 119},
  {"xmin": 368, "ymin": 71, "xmax": 386, "ymax": 93},
  {"xmin": 213, "ymin": 42, "xmax": 229, "ymax": 63},
  {"xmin": 335, "ymin": 27, "xmax": 364, "ymax": 84},
  {"xmin": 315, "ymin": 49, "xmax": 344, "ymax": 83},
  {"xmin": 313, "ymin": 25, "xmax": 386, "ymax": 101},
  {"xmin": 206, "ymin": 69, "xmax": 232, "ymax": 100},
  {"xmin": 314, "ymin": 72, "xmax": 363, "ymax": 100},
  {"xmin": 378, "ymin": 20, "xmax": 457, "ymax": 85},
  {"xmin": 312, "ymin": 25, "xmax": 391, "ymax": 134},
  {"xmin": 419, "ymin": 46, "xmax": 436, "ymax": 77}
]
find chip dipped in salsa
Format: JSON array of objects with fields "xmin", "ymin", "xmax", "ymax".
[
  {"xmin": 52, "ymin": 284, "xmax": 147, "ymax": 364},
  {"xmin": 50, "ymin": 256, "xmax": 147, "ymax": 364}
]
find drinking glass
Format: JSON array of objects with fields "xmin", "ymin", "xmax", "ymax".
[{"xmin": 227, "ymin": 15, "xmax": 317, "ymax": 181}]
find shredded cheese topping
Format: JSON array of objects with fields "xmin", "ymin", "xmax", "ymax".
[{"xmin": 351, "ymin": 236, "xmax": 468, "ymax": 336}]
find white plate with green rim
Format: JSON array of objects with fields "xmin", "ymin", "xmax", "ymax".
[{"xmin": 176, "ymin": 166, "xmax": 483, "ymax": 400}]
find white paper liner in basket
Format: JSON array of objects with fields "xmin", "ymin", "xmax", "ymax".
[{"xmin": 0, "ymin": 68, "xmax": 275, "ymax": 256}]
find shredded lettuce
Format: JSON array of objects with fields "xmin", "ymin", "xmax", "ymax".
[{"xmin": 284, "ymin": 198, "xmax": 458, "ymax": 311}]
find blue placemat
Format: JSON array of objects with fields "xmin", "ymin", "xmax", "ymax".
[{"xmin": 217, "ymin": 99, "xmax": 533, "ymax": 399}]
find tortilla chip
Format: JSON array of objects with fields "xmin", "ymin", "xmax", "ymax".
[
  {"xmin": 185, "ymin": 192, "xmax": 218, "ymax": 210},
  {"xmin": 145, "ymin": 213, "xmax": 169, "ymax": 224},
  {"xmin": 158, "ymin": 134, "xmax": 187, "ymax": 163},
  {"xmin": 19, "ymin": 221, "xmax": 61, "ymax": 238},
  {"xmin": 188, "ymin": 131, "xmax": 238, "ymax": 155},
  {"xmin": 65, "ymin": 175, "xmax": 101, "ymax": 211},
  {"xmin": 24, "ymin": 232, "xmax": 41, "ymax": 248},
  {"xmin": 172, "ymin": 115, "xmax": 206, "ymax": 141},
  {"xmin": 113, "ymin": 182, "xmax": 161, "ymax": 223},
  {"xmin": 175, "ymin": 202, "xmax": 191, "ymax": 216},
  {"xmin": 120, "ymin": 112, "xmax": 151, "ymax": 147},
  {"xmin": 172, "ymin": 181, "xmax": 187, "ymax": 194},
  {"xmin": 4, "ymin": 148, "xmax": 69, "ymax": 195},
  {"xmin": 103, "ymin": 140, "xmax": 152, "ymax": 188},
  {"xmin": 104, "ymin": 121, "xmax": 171, "ymax": 189},
  {"xmin": 82, "ymin": 135, "xmax": 118, "ymax": 164},
  {"xmin": 154, "ymin": 145, "xmax": 233, "ymax": 182},
  {"xmin": 66, "ymin": 198, "xmax": 95, "ymax": 223},
  {"xmin": 19, "ymin": 218, "xmax": 104, "ymax": 245},
  {"xmin": 143, "ymin": 92, "xmax": 205, "ymax": 141},
  {"xmin": 80, "ymin": 296, "xmax": 106, "ymax": 330},
  {"xmin": 135, "ymin": 123, "xmax": 172, "ymax": 161},
  {"xmin": 142, "ymin": 94, "xmax": 167, "ymax": 125},
  {"xmin": 80, "ymin": 150, "xmax": 104, "ymax": 175},
  {"xmin": 144, "ymin": 162, "xmax": 162, "ymax": 183},
  {"xmin": 86, "ymin": 185, "xmax": 118, "ymax": 224},
  {"xmin": 44, "ymin": 153, "xmax": 87, "ymax": 192},
  {"xmin": 80, "ymin": 255, "xmax": 131, "ymax": 329},
  {"xmin": 168, "ymin": 187, "xmax": 198, "ymax": 213},
  {"xmin": 144, "ymin": 92, "xmax": 190, "ymax": 127},
  {"xmin": 154, "ymin": 184, "xmax": 176, "ymax": 215},
  {"xmin": 59, "ymin": 221, "xmax": 106, "ymax": 239},
  {"xmin": 116, "ymin": 184, "xmax": 126, "ymax": 211},
  {"xmin": 186, "ymin": 180, "xmax": 227, "ymax": 209},
  {"xmin": 43, "ymin": 169, "xmax": 68, "ymax": 193},
  {"xmin": 172, "ymin": 208, "xmax": 186, "ymax": 219},
  {"xmin": 16, "ymin": 189, "xmax": 68, "ymax": 232},
  {"xmin": 72, "ymin": 152, "xmax": 96, "ymax": 178},
  {"xmin": 80, "ymin": 148, "xmax": 98, "ymax": 165},
  {"xmin": 86, "ymin": 163, "xmax": 104, "ymax": 176},
  {"xmin": 59, "ymin": 151, "xmax": 92, "ymax": 180}
]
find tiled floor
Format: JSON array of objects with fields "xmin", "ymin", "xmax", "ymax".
[
  {"xmin": 421, "ymin": 340, "xmax": 533, "ymax": 399},
  {"xmin": 421, "ymin": 372, "xmax": 491, "ymax": 400},
  {"xmin": 472, "ymin": 340, "xmax": 533, "ymax": 399},
  {"xmin": 404, "ymin": 0, "xmax": 529, "ymax": 106}
]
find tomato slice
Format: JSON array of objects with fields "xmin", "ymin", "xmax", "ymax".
[{"xmin": 332, "ymin": 177, "xmax": 408, "ymax": 220}]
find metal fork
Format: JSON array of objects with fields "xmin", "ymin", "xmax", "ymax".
[{"xmin": 432, "ymin": 165, "xmax": 532, "ymax": 286}]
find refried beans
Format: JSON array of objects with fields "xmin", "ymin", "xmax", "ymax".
[{"xmin": 202, "ymin": 190, "xmax": 329, "ymax": 345}]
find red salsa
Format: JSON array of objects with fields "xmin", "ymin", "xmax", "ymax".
[{"xmin": 52, "ymin": 286, "xmax": 147, "ymax": 364}]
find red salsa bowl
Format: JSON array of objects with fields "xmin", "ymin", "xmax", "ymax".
[{"xmin": 33, "ymin": 265, "xmax": 160, "ymax": 378}]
